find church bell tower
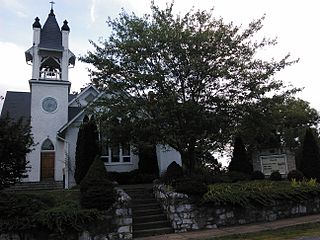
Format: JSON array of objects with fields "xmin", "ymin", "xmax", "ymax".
[{"xmin": 24, "ymin": 4, "xmax": 75, "ymax": 182}]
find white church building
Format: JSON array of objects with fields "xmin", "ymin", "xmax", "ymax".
[{"xmin": 1, "ymin": 8, "xmax": 181, "ymax": 188}]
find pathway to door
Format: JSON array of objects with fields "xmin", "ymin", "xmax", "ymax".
[{"xmin": 121, "ymin": 184, "xmax": 173, "ymax": 238}]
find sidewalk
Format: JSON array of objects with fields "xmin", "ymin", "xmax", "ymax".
[{"xmin": 134, "ymin": 214, "xmax": 320, "ymax": 240}]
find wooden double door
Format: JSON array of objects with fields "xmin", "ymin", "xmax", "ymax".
[{"xmin": 41, "ymin": 152, "xmax": 55, "ymax": 180}]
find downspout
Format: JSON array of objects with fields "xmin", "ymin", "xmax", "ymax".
[{"xmin": 57, "ymin": 134, "xmax": 69, "ymax": 189}]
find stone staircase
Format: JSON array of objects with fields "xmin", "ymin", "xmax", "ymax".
[
  {"xmin": 122, "ymin": 185, "xmax": 173, "ymax": 238},
  {"xmin": 5, "ymin": 181, "xmax": 64, "ymax": 191}
]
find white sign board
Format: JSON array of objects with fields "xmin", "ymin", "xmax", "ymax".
[{"xmin": 260, "ymin": 154, "xmax": 288, "ymax": 175}]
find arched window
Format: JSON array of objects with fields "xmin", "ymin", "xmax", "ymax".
[{"xmin": 41, "ymin": 138, "xmax": 54, "ymax": 151}]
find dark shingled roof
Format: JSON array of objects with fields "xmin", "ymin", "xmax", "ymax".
[
  {"xmin": 1, "ymin": 91, "xmax": 82, "ymax": 126},
  {"xmin": 68, "ymin": 107, "xmax": 82, "ymax": 122},
  {"xmin": 38, "ymin": 10, "xmax": 63, "ymax": 51},
  {"xmin": 0, "ymin": 92, "xmax": 31, "ymax": 123}
]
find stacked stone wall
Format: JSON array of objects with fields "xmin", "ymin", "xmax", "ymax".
[{"xmin": 154, "ymin": 184, "xmax": 320, "ymax": 232}]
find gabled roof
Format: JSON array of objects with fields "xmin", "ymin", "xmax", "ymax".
[
  {"xmin": 58, "ymin": 91, "xmax": 105, "ymax": 135},
  {"xmin": 0, "ymin": 91, "xmax": 82, "ymax": 124},
  {"xmin": 38, "ymin": 9, "xmax": 63, "ymax": 51},
  {"xmin": 68, "ymin": 85, "xmax": 100, "ymax": 106},
  {"xmin": 0, "ymin": 91, "xmax": 31, "ymax": 123}
]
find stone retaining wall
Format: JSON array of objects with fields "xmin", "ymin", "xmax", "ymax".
[
  {"xmin": 153, "ymin": 184, "xmax": 320, "ymax": 233},
  {"xmin": 80, "ymin": 187, "xmax": 132, "ymax": 240}
]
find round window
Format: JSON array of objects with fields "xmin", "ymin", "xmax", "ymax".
[{"xmin": 42, "ymin": 97, "xmax": 57, "ymax": 113}]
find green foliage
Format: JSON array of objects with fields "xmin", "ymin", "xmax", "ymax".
[
  {"xmin": 228, "ymin": 136, "xmax": 253, "ymax": 174},
  {"xmin": 300, "ymin": 128, "xmax": 320, "ymax": 179},
  {"xmin": 80, "ymin": 157, "xmax": 115, "ymax": 210},
  {"xmin": 0, "ymin": 191, "xmax": 103, "ymax": 239},
  {"xmin": 238, "ymin": 97, "xmax": 319, "ymax": 151},
  {"xmin": 81, "ymin": 2, "xmax": 297, "ymax": 175},
  {"xmin": 161, "ymin": 161, "xmax": 183, "ymax": 184},
  {"xmin": 0, "ymin": 114, "xmax": 34, "ymax": 189},
  {"xmin": 251, "ymin": 170, "xmax": 265, "ymax": 180},
  {"xmin": 202, "ymin": 180, "xmax": 320, "ymax": 207},
  {"xmin": 175, "ymin": 178, "xmax": 208, "ymax": 196},
  {"xmin": 75, "ymin": 117, "xmax": 100, "ymax": 185},
  {"xmin": 138, "ymin": 144, "xmax": 159, "ymax": 176},
  {"xmin": 269, "ymin": 171, "xmax": 282, "ymax": 181},
  {"xmin": 291, "ymin": 178, "xmax": 317, "ymax": 188},
  {"xmin": 287, "ymin": 169, "xmax": 304, "ymax": 181}
]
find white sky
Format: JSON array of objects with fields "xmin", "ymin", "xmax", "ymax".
[{"xmin": 1, "ymin": 0, "xmax": 320, "ymax": 113}]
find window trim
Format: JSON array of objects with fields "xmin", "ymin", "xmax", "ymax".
[{"xmin": 101, "ymin": 144, "xmax": 132, "ymax": 165}]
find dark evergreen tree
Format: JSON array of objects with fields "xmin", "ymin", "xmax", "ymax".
[
  {"xmin": 138, "ymin": 144, "xmax": 159, "ymax": 176},
  {"xmin": 80, "ymin": 157, "xmax": 114, "ymax": 210},
  {"xmin": 300, "ymin": 128, "xmax": 320, "ymax": 179},
  {"xmin": 228, "ymin": 136, "xmax": 253, "ymax": 174},
  {"xmin": 0, "ymin": 114, "xmax": 34, "ymax": 189},
  {"xmin": 74, "ymin": 116, "xmax": 100, "ymax": 184}
]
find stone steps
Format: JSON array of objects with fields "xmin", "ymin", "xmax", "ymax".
[
  {"xmin": 121, "ymin": 185, "xmax": 173, "ymax": 238},
  {"xmin": 5, "ymin": 181, "xmax": 64, "ymax": 191}
]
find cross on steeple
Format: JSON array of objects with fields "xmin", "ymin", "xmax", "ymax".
[{"xmin": 49, "ymin": 1, "xmax": 55, "ymax": 11}]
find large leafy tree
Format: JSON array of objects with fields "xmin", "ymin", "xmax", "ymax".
[
  {"xmin": 0, "ymin": 115, "xmax": 34, "ymax": 189},
  {"xmin": 238, "ymin": 96, "xmax": 319, "ymax": 151},
  {"xmin": 81, "ymin": 2, "xmax": 297, "ymax": 174},
  {"xmin": 74, "ymin": 116, "xmax": 100, "ymax": 184}
]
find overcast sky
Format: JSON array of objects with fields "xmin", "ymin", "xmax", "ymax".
[{"xmin": 1, "ymin": 0, "xmax": 320, "ymax": 113}]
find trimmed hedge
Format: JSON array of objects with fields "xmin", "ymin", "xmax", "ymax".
[
  {"xmin": 175, "ymin": 178, "xmax": 208, "ymax": 196},
  {"xmin": 161, "ymin": 161, "xmax": 183, "ymax": 185},
  {"xmin": 202, "ymin": 180, "xmax": 320, "ymax": 207},
  {"xmin": 270, "ymin": 171, "xmax": 282, "ymax": 181},
  {"xmin": 288, "ymin": 169, "xmax": 304, "ymax": 181}
]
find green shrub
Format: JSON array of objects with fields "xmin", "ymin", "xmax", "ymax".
[
  {"xmin": 270, "ymin": 171, "xmax": 282, "ymax": 181},
  {"xmin": 251, "ymin": 170, "xmax": 265, "ymax": 180},
  {"xmin": 227, "ymin": 171, "xmax": 250, "ymax": 183},
  {"xmin": 161, "ymin": 161, "xmax": 183, "ymax": 185},
  {"xmin": 175, "ymin": 178, "xmax": 208, "ymax": 196},
  {"xmin": 0, "ymin": 191, "xmax": 103, "ymax": 239},
  {"xmin": 287, "ymin": 169, "xmax": 304, "ymax": 181},
  {"xmin": 202, "ymin": 180, "xmax": 320, "ymax": 207},
  {"xmin": 80, "ymin": 157, "xmax": 115, "ymax": 210}
]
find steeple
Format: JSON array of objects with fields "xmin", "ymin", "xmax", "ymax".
[{"xmin": 25, "ymin": 5, "xmax": 75, "ymax": 84}]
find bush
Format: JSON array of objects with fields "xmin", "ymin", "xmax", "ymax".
[
  {"xmin": 287, "ymin": 169, "xmax": 304, "ymax": 181},
  {"xmin": 175, "ymin": 178, "xmax": 208, "ymax": 196},
  {"xmin": 202, "ymin": 180, "xmax": 320, "ymax": 207},
  {"xmin": 251, "ymin": 170, "xmax": 265, "ymax": 180},
  {"xmin": 161, "ymin": 161, "xmax": 183, "ymax": 185},
  {"xmin": 0, "ymin": 191, "xmax": 103, "ymax": 239},
  {"xmin": 227, "ymin": 171, "xmax": 250, "ymax": 183},
  {"xmin": 269, "ymin": 171, "xmax": 282, "ymax": 181},
  {"xmin": 80, "ymin": 157, "xmax": 115, "ymax": 210}
]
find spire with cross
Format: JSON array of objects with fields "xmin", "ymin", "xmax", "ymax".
[{"xmin": 49, "ymin": 1, "xmax": 55, "ymax": 11}]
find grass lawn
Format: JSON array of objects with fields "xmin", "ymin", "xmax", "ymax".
[{"xmin": 207, "ymin": 223, "xmax": 320, "ymax": 240}]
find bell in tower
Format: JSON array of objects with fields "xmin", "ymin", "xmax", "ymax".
[{"xmin": 25, "ymin": 5, "xmax": 75, "ymax": 83}]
